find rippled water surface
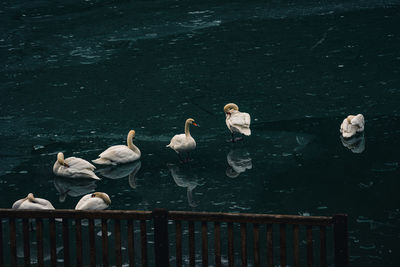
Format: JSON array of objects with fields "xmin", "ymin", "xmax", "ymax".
[{"xmin": 1, "ymin": 0, "xmax": 400, "ymax": 266}]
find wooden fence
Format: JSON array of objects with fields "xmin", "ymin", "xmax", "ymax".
[{"xmin": 0, "ymin": 208, "xmax": 348, "ymax": 267}]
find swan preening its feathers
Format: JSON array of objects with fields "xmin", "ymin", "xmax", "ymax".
[
  {"xmin": 92, "ymin": 130, "xmax": 141, "ymax": 165},
  {"xmin": 75, "ymin": 192, "xmax": 111, "ymax": 210},
  {"xmin": 167, "ymin": 118, "xmax": 199, "ymax": 162},
  {"xmin": 53, "ymin": 152, "xmax": 100, "ymax": 180},
  {"xmin": 12, "ymin": 193, "xmax": 55, "ymax": 210},
  {"xmin": 340, "ymin": 114, "xmax": 365, "ymax": 138},
  {"xmin": 224, "ymin": 103, "xmax": 251, "ymax": 142}
]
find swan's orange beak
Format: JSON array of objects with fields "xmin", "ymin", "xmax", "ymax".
[{"xmin": 192, "ymin": 122, "xmax": 199, "ymax": 127}]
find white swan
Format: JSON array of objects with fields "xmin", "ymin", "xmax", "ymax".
[
  {"xmin": 224, "ymin": 103, "xmax": 251, "ymax": 142},
  {"xmin": 12, "ymin": 193, "xmax": 55, "ymax": 210},
  {"xmin": 53, "ymin": 152, "xmax": 100, "ymax": 180},
  {"xmin": 340, "ymin": 114, "xmax": 365, "ymax": 138},
  {"xmin": 92, "ymin": 130, "xmax": 141, "ymax": 165},
  {"xmin": 166, "ymin": 118, "xmax": 199, "ymax": 162},
  {"xmin": 75, "ymin": 192, "xmax": 111, "ymax": 210}
]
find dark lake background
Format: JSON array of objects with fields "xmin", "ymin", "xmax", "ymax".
[{"xmin": 1, "ymin": 0, "xmax": 400, "ymax": 266}]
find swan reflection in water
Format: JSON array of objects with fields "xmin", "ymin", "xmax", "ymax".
[
  {"xmin": 340, "ymin": 133, "xmax": 365, "ymax": 153},
  {"xmin": 167, "ymin": 163, "xmax": 201, "ymax": 207},
  {"xmin": 54, "ymin": 177, "xmax": 98, "ymax": 202},
  {"xmin": 96, "ymin": 161, "xmax": 142, "ymax": 189},
  {"xmin": 226, "ymin": 149, "xmax": 252, "ymax": 178}
]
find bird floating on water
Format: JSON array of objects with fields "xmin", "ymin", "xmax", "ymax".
[
  {"xmin": 224, "ymin": 103, "xmax": 251, "ymax": 142},
  {"xmin": 340, "ymin": 114, "xmax": 365, "ymax": 138},
  {"xmin": 12, "ymin": 193, "xmax": 55, "ymax": 210},
  {"xmin": 92, "ymin": 130, "xmax": 141, "ymax": 165},
  {"xmin": 75, "ymin": 192, "xmax": 111, "ymax": 210},
  {"xmin": 167, "ymin": 118, "xmax": 199, "ymax": 163},
  {"xmin": 53, "ymin": 152, "xmax": 100, "ymax": 180}
]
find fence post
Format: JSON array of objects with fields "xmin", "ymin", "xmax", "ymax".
[
  {"xmin": 153, "ymin": 208, "xmax": 170, "ymax": 267},
  {"xmin": 333, "ymin": 214, "xmax": 349, "ymax": 267}
]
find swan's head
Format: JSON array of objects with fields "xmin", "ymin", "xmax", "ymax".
[
  {"xmin": 186, "ymin": 118, "xmax": 199, "ymax": 127},
  {"xmin": 91, "ymin": 192, "xmax": 111, "ymax": 206},
  {"xmin": 57, "ymin": 152, "xmax": 69, "ymax": 167},
  {"xmin": 27, "ymin": 193, "xmax": 35, "ymax": 202},
  {"xmin": 224, "ymin": 103, "xmax": 239, "ymax": 114},
  {"xmin": 346, "ymin": 115, "xmax": 355, "ymax": 123},
  {"xmin": 128, "ymin": 130, "xmax": 136, "ymax": 140}
]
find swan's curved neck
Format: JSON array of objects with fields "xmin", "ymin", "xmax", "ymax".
[
  {"xmin": 127, "ymin": 133, "xmax": 140, "ymax": 154},
  {"xmin": 185, "ymin": 121, "xmax": 191, "ymax": 137},
  {"xmin": 57, "ymin": 153, "xmax": 65, "ymax": 165}
]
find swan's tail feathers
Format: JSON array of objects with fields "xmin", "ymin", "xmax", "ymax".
[
  {"xmin": 92, "ymin": 158, "xmax": 112, "ymax": 165},
  {"xmin": 166, "ymin": 143, "xmax": 172, "ymax": 148},
  {"xmin": 240, "ymin": 128, "xmax": 251, "ymax": 136}
]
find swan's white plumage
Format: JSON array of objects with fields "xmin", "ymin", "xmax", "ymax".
[
  {"xmin": 53, "ymin": 153, "xmax": 100, "ymax": 180},
  {"xmin": 340, "ymin": 114, "xmax": 365, "ymax": 138},
  {"xmin": 75, "ymin": 192, "xmax": 111, "ymax": 210},
  {"xmin": 224, "ymin": 103, "xmax": 251, "ymax": 136},
  {"xmin": 12, "ymin": 193, "xmax": 55, "ymax": 210},
  {"xmin": 92, "ymin": 130, "xmax": 141, "ymax": 165},
  {"xmin": 226, "ymin": 110, "xmax": 251, "ymax": 136},
  {"xmin": 167, "ymin": 118, "xmax": 198, "ymax": 154},
  {"xmin": 167, "ymin": 134, "xmax": 196, "ymax": 154}
]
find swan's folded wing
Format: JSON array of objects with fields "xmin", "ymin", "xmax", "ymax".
[
  {"xmin": 230, "ymin": 112, "xmax": 251, "ymax": 127},
  {"xmin": 99, "ymin": 145, "xmax": 131, "ymax": 159},
  {"xmin": 66, "ymin": 157, "xmax": 96, "ymax": 171},
  {"xmin": 351, "ymin": 114, "xmax": 365, "ymax": 129}
]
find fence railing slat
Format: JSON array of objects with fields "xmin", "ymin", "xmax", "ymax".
[
  {"xmin": 101, "ymin": 219, "xmax": 109, "ymax": 267},
  {"xmin": 22, "ymin": 218, "xmax": 31, "ymax": 267},
  {"xmin": 0, "ymin": 218, "xmax": 3, "ymax": 267},
  {"xmin": 88, "ymin": 219, "xmax": 96, "ymax": 267},
  {"xmin": 228, "ymin": 222, "xmax": 234, "ymax": 267},
  {"xmin": 266, "ymin": 224, "xmax": 273, "ymax": 267},
  {"xmin": 214, "ymin": 222, "xmax": 221, "ymax": 267},
  {"xmin": 334, "ymin": 214, "xmax": 349, "ymax": 267},
  {"xmin": 9, "ymin": 218, "xmax": 17, "ymax": 267},
  {"xmin": 253, "ymin": 223, "xmax": 260, "ymax": 267},
  {"xmin": 127, "ymin": 219, "xmax": 135, "ymax": 267},
  {"xmin": 75, "ymin": 219, "xmax": 83, "ymax": 267},
  {"xmin": 188, "ymin": 221, "xmax": 195, "ymax": 267},
  {"xmin": 240, "ymin": 223, "xmax": 247, "ymax": 267},
  {"xmin": 140, "ymin": 220, "xmax": 148, "ymax": 267},
  {"xmin": 201, "ymin": 221, "xmax": 208, "ymax": 267},
  {"xmin": 175, "ymin": 220, "xmax": 182, "ymax": 267},
  {"xmin": 153, "ymin": 209, "xmax": 169, "ymax": 267},
  {"xmin": 293, "ymin": 225, "xmax": 300, "ymax": 267},
  {"xmin": 307, "ymin": 225, "xmax": 313, "ymax": 267},
  {"xmin": 62, "ymin": 218, "xmax": 70, "ymax": 267},
  {"xmin": 115, "ymin": 219, "xmax": 122, "ymax": 267},
  {"xmin": 280, "ymin": 224, "xmax": 286, "ymax": 267},
  {"xmin": 320, "ymin": 225, "xmax": 327, "ymax": 267},
  {"xmin": 49, "ymin": 218, "xmax": 57, "ymax": 267},
  {"xmin": 36, "ymin": 218, "xmax": 44, "ymax": 267}
]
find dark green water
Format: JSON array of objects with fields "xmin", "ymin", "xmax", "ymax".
[{"xmin": 1, "ymin": 0, "xmax": 400, "ymax": 266}]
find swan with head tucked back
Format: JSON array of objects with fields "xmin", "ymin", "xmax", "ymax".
[
  {"xmin": 340, "ymin": 114, "xmax": 365, "ymax": 138},
  {"xmin": 12, "ymin": 193, "xmax": 55, "ymax": 210},
  {"xmin": 92, "ymin": 130, "xmax": 141, "ymax": 165},
  {"xmin": 75, "ymin": 192, "xmax": 111, "ymax": 210},
  {"xmin": 224, "ymin": 103, "xmax": 251, "ymax": 142},
  {"xmin": 166, "ymin": 118, "xmax": 199, "ymax": 162},
  {"xmin": 53, "ymin": 152, "xmax": 100, "ymax": 180}
]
